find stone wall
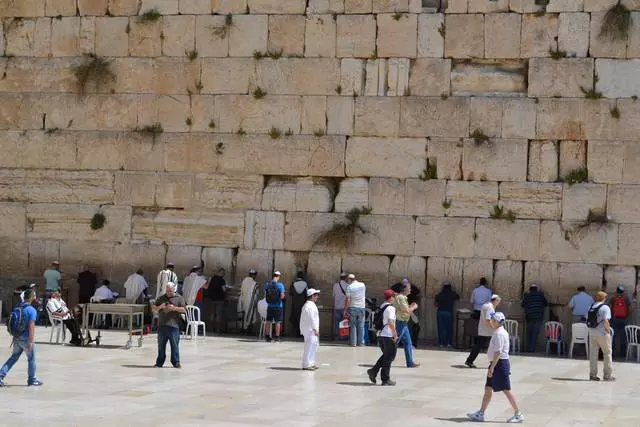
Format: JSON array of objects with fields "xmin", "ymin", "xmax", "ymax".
[{"xmin": 1, "ymin": 0, "xmax": 640, "ymax": 339}]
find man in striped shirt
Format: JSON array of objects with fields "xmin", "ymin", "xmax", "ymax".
[{"xmin": 521, "ymin": 283, "xmax": 548, "ymax": 353}]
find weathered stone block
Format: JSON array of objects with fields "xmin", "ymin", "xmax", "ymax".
[
  {"xmin": 337, "ymin": 14, "xmax": 376, "ymax": 58},
  {"xmin": 229, "ymin": 14, "xmax": 268, "ymax": 57},
  {"xmin": 581, "ymin": 98, "xmax": 620, "ymax": 143},
  {"xmin": 404, "ymin": 179, "xmax": 446, "ymax": 217},
  {"xmin": 557, "ymin": 262, "xmax": 603, "ymax": 303},
  {"xmin": 484, "ymin": 13, "xmax": 521, "ymax": 58},
  {"xmin": 409, "ymin": 59, "xmax": 451, "ymax": 96},
  {"xmin": 162, "ymin": 245, "xmax": 203, "ymax": 284},
  {"xmin": 193, "ymin": 173, "xmax": 263, "ymax": 210},
  {"xmin": 79, "ymin": 17, "xmax": 95, "ymax": 54},
  {"xmin": 524, "ymin": 261, "xmax": 560, "ymax": 301},
  {"xmin": 622, "ymin": 140, "xmax": 640, "ymax": 184},
  {"xmin": 372, "ymin": 0, "xmax": 409, "ymax": 12},
  {"xmin": 109, "ymin": 0, "xmax": 139, "ymax": 15},
  {"xmin": 346, "ymin": 137, "xmax": 425, "ymax": 178},
  {"xmin": 446, "ymin": 0, "xmax": 468, "ymax": 12},
  {"xmin": 268, "ymin": 15, "xmax": 305, "ymax": 56},
  {"xmin": 528, "ymin": 140, "xmax": 558, "ymax": 182},
  {"xmin": 46, "ymin": 0, "xmax": 76, "ymax": 15},
  {"xmin": 162, "ymin": 15, "xmax": 195, "ymax": 57},
  {"xmin": 462, "ymin": 139, "xmax": 528, "ymax": 182},
  {"xmin": 619, "ymin": 224, "xmax": 640, "ymax": 265},
  {"xmin": 235, "ymin": 249, "xmax": 273, "ymax": 286},
  {"xmin": 363, "ymin": 58, "xmax": 386, "ymax": 96},
  {"xmin": 400, "ymin": 97, "xmax": 469, "ymax": 137},
  {"xmin": 559, "ymin": 141, "xmax": 586, "ymax": 179},
  {"xmin": 502, "ymin": 98, "xmax": 536, "ymax": 139},
  {"xmin": 154, "ymin": 95, "xmax": 191, "ymax": 132},
  {"xmin": 254, "ymin": 59, "xmax": 340, "ymax": 95},
  {"xmin": 195, "ymin": 15, "xmax": 229, "ymax": 58},
  {"xmin": 562, "ymin": 183, "xmax": 607, "ymax": 222},
  {"xmin": 0, "ymin": 57, "xmax": 76, "ymax": 93},
  {"xmin": 521, "ymin": 14, "xmax": 558, "ymax": 58},
  {"xmin": 607, "ymin": 185, "xmax": 640, "ymax": 223},
  {"xmin": 536, "ymin": 99, "xmax": 584, "ymax": 140},
  {"xmin": 305, "ymin": 15, "xmax": 336, "ymax": 58},
  {"xmin": 308, "ymin": 0, "xmax": 345, "ymax": 13},
  {"xmin": 214, "ymin": 95, "xmax": 301, "ymax": 133},
  {"xmin": 445, "ymin": 181, "xmax": 498, "ymax": 218},
  {"xmin": 334, "ymin": 178, "xmax": 369, "ymax": 212},
  {"xmin": 462, "ymin": 259, "xmax": 493, "ymax": 300},
  {"xmin": 377, "ymin": 13, "xmax": 417, "ymax": 58},
  {"xmin": 128, "ymin": 18, "xmax": 162, "ymax": 57},
  {"xmin": 415, "ymin": 217, "xmax": 475, "ymax": 258},
  {"xmin": 341, "ymin": 254, "xmax": 390, "ymax": 294},
  {"xmin": 558, "ymin": 12, "xmax": 590, "ymax": 57},
  {"xmin": 369, "ymin": 178, "xmax": 405, "ymax": 215},
  {"xmin": 474, "ymin": 219, "xmax": 541, "ymax": 261},
  {"xmin": 50, "ymin": 17, "xmax": 80, "ymax": 57},
  {"xmin": 76, "ymin": 131, "xmax": 164, "ymax": 171},
  {"xmin": 417, "ymin": 13, "xmax": 444, "ymax": 58},
  {"xmin": 95, "ymin": 17, "xmax": 129, "ymax": 57},
  {"xmin": 390, "ymin": 256, "xmax": 426, "ymax": 290},
  {"xmin": 470, "ymin": 98, "xmax": 503, "ymax": 138},
  {"xmin": 110, "ymin": 58, "xmax": 155, "ymax": 93},
  {"xmin": 179, "ymin": 0, "xmax": 210, "ymax": 13},
  {"xmin": 426, "ymin": 138, "xmax": 463, "ymax": 180},
  {"xmin": 244, "ymin": 211, "xmax": 285, "ymax": 250},
  {"xmin": 539, "ymin": 220, "xmax": 618, "ymax": 264},
  {"xmin": 340, "ymin": 59, "xmax": 365, "ymax": 96},
  {"xmin": 111, "ymin": 243, "xmax": 166, "ymax": 284},
  {"xmin": 444, "ymin": 14, "xmax": 484, "ymax": 58},
  {"xmin": 344, "ymin": 0, "xmax": 373, "ymax": 13},
  {"xmin": 426, "ymin": 257, "xmax": 463, "ymax": 298},
  {"xmin": 0, "ymin": 131, "xmax": 76, "ymax": 169},
  {"xmin": 493, "ymin": 260, "xmax": 524, "ymax": 301},
  {"xmin": 0, "ymin": 203, "xmax": 25, "ymax": 239},
  {"xmin": 201, "ymin": 58, "xmax": 252, "ymax": 94},
  {"xmin": 547, "ymin": 0, "xmax": 584, "ymax": 11},
  {"xmin": 629, "ymin": 12, "xmax": 640, "ymax": 58},
  {"xmin": 133, "ymin": 210, "xmax": 244, "ymax": 247},
  {"xmin": 4, "ymin": 18, "xmax": 51, "ymax": 57},
  {"xmin": 469, "ymin": 0, "xmax": 509, "ymax": 12},
  {"xmin": 262, "ymin": 178, "xmax": 334, "ymax": 212},
  {"xmin": 248, "ymin": 0, "xmax": 306, "ymax": 13},
  {"xmin": 306, "ymin": 251, "xmax": 341, "ymax": 290},
  {"xmin": 596, "ymin": 59, "xmax": 640, "ymax": 98},
  {"xmin": 589, "ymin": 12, "xmax": 626, "ymax": 58},
  {"xmin": 300, "ymin": 96, "xmax": 327, "ymax": 135},
  {"xmin": 212, "ymin": 0, "xmax": 248, "ymax": 13},
  {"xmin": 605, "ymin": 265, "xmax": 636, "ymax": 290},
  {"xmin": 500, "ymin": 182, "xmax": 562, "ymax": 220},
  {"xmin": 451, "ymin": 59, "xmax": 527, "ymax": 96},
  {"xmin": 327, "ymin": 96, "xmax": 354, "ymax": 135},
  {"xmin": 139, "ymin": 0, "xmax": 178, "ymax": 14},
  {"xmin": 354, "ymin": 97, "xmax": 401, "ymax": 136},
  {"xmin": 386, "ymin": 58, "xmax": 410, "ymax": 97},
  {"xmin": 587, "ymin": 140, "xmax": 624, "ymax": 184},
  {"xmin": 528, "ymin": 58, "xmax": 593, "ymax": 98}
]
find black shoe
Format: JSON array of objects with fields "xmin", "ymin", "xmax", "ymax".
[
  {"xmin": 265, "ymin": 336, "xmax": 272, "ymax": 342},
  {"xmin": 381, "ymin": 380, "xmax": 396, "ymax": 386},
  {"xmin": 274, "ymin": 336, "xmax": 281, "ymax": 342},
  {"xmin": 589, "ymin": 376, "xmax": 600, "ymax": 381},
  {"xmin": 366, "ymin": 368, "xmax": 377, "ymax": 384},
  {"xmin": 465, "ymin": 361, "xmax": 477, "ymax": 368},
  {"xmin": 173, "ymin": 364, "xmax": 182, "ymax": 369}
]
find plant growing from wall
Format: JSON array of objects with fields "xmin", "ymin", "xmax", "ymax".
[
  {"xmin": 471, "ymin": 129, "xmax": 490, "ymax": 145},
  {"xmin": 73, "ymin": 53, "xmax": 116, "ymax": 96},
  {"xmin": 253, "ymin": 87, "xmax": 267, "ymax": 99},
  {"xmin": 270, "ymin": 127, "xmax": 281, "ymax": 139},
  {"xmin": 212, "ymin": 14, "xmax": 233, "ymax": 38},
  {"xmin": 135, "ymin": 122, "xmax": 163, "ymax": 143},
  {"xmin": 285, "ymin": 129, "xmax": 294, "ymax": 136},
  {"xmin": 208, "ymin": 120, "xmax": 215, "ymax": 129},
  {"xmin": 610, "ymin": 106, "xmax": 620, "ymax": 119},
  {"xmin": 442, "ymin": 199, "xmax": 451, "ymax": 209},
  {"xmin": 563, "ymin": 167, "xmax": 588, "ymax": 185},
  {"xmin": 335, "ymin": 85, "xmax": 342, "ymax": 95},
  {"xmin": 438, "ymin": 22, "xmax": 445, "ymax": 38},
  {"xmin": 314, "ymin": 206, "xmax": 372, "ymax": 249},
  {"xmin": 392, "ymin": 12, "xmax": 406, "ymax": 21},
  {"xmin": 138, "ymin": 8, "xmax": 161, "ymax": 22},
  {"xmin": 216, "ymin": 142, "xmax": 224, "ymax": 155},
  {"xmin": 549, "ymin": 47, "xmax": 567, "ymax": 60},
  {"xmin": 185, "ymin": 117, "xmax": 193, "ymax": 127},
  {"xmin": 236, "ymin": 127, "xmax": 246, "ymax": 135},
  {"xmin": 186, "ymin": 50, "xmax": 198, "ymax": 61},
  {"xmin": 418, "ymin": 158, "xmax": 437, "ymax": 180},
  {"xmin": 580, "ymin": 75, "xmax": 602, "ymax": 99},
  {"xmin": 313, "ymin": 129, "xmax": 325, "ymax": 137},
  {"xmin": 600, "ymin": 2, "xmax": 632, "ymax": 41},
  {"xmin": 489, "ymin": 204, "xmax": 516, "ymax": 223},
  {"xmin": 91, "ymin": 213, "xmax": 106, "ymax": 230}
]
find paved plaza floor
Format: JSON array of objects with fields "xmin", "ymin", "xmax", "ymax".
[{"xmin": 0, "ymin": 328, "xmax": 639, "ymax": 426}]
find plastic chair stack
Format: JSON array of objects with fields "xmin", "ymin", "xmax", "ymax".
[
  {"xmin": 569, "ymin": 322, "xmax": 589, "ymax": 359},
  {"xmin": 545, "ymin": 321, "xmax": 564, "ymax": 356},
  {"xmin": 185, "ymin": 305, "xmax": 206, "ymax": 340},
  {"xmin": 504, "ymin": 319, "xmax": 520, "ymax": 354},
  {"xmin": 625, "ymin": 325, "xmax": 640, "ymax": 363}
]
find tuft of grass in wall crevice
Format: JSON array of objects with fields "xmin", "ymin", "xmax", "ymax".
[
  {"xmin": 599, "ymin": 2, "xmax": 632, "ymax": 42},
  {"xmin": 73, "ymin": 53, "xmax": 116, "ymax": 96}
]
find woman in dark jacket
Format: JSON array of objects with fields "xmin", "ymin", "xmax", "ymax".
[{"xmin": 289, "ymin": 272, "xmax": 308, "ymax": 337}]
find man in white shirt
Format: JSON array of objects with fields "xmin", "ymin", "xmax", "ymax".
[
  {"xmin": 300, "ymin": 288, "xmax": 321, "ymax": 371},
  {"xmin": 47, "ymin": 291, "xmax": 82, "ymax": 346},
  {"xmin": 156, "ymin": 262, "xmax": 178, "ymax": 299},
  {"xmin": 466, "ymin": 294, "xmax": 501, "ymax": 368},
  {"xmin": 182, "ymin": 266, "xmax": 207, "ymax": 307},
  {"xmin": 345, "ymin": 273, "xmax": 367, "ymax": 347},
  {"xmin": 366, "ymin": 289, "xmax": 398, "ymax": 386},
  {"xmin": 332, "ymin": 272, "xmax": 349, "ymax": 340},
  {"xmin": 587, "ymin": 291, "xmax": 615, "ymax": 381},
  {"xmin": 238, "ymin": 269, "xmax": 258, "ymax": 331},
  {"xmin": 124, "ymin": 269, "xmax": 149, "ymax": 304},
  {"xmin": 468, "ymin": 312, "xmax": 524, "ymax": 423},
  {"xmin": 470, "ymin": 277, "xmax": 492, "ymax": 315},
  {"xmin": 93, "ymin": 280, "xmax": 118, "ymax": 302},
  {"xmin": 568, "ymin": 286, "xmax": 595, "ymax": 323}
]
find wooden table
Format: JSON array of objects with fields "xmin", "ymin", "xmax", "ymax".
[{"xmin": 81, "ymin": 303, "xmax": 146, "ymax": 349}]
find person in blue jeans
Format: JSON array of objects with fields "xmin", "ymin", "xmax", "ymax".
[
  {"xmin": 521, "ymin": 283, "xmax": 548, "ymax": 353},
  {"xmin": 0, "ymin": 289, "xmax": 43, "ymax": 387},
  {"xmin": 435, "ymin": 281, "xmax": 460, "ymax": 347},
  {"xmin": 345, "ymin": 274, "xmax": 366, "ymax": 346},
  {"xmin": 392, "ymin": 282, "xmax": 419, "ymax": 367},
  {"xmin": 153, "ymin": 282, "xmax": 186, "ymax": 368}
]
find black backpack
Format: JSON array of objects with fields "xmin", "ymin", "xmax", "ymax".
[
  {"xmin": 586, "ymin": 303, "xmax": 603, "ymax": 329},
  {"xmin": 372, "ymin": 304, "xmax": 391, "ymax": 332},
  {"xmin": 7, "ymin": 304, "xmax": 27, "ymax": 339},
  {"xmin": 265, "ymin": 282, "xmax": 280, "ymax": 304}
]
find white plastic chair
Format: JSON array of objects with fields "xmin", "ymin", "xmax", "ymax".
[
  {"xmin": 47, "ymin": 307, "xmax": 66, "ymax": 344},
  {"xmin": 256, "ymin": 299, "xmax": 268, "ymax": 340},
  {"xmin": 185, "ymin": 305, "xmax": 206, "ymax": 340},
  {"xmin": 112, "ymin": 297, "xmax": 130, "ymax": 329},
  {"xmin": 545, "ymin": 321, "xmax": 564, "ymax": 356},
  {"xmin": 504, "ymin": 319, "xmax": 520, "ymax": 354},
  {"xmin": 625, "ymin": 325, "xmax": 640, "ymax": 363},
  {"xmin": 569, "ymin": 322, "xmax": 589, "ymax": 359}
]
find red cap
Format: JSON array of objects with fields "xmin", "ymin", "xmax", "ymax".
[{"xmin": 383, "ymin": 289, "xmax": 396, "ymax": 300}]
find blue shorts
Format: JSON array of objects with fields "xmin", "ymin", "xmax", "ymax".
[
  {"xmin": 485, "ymin": 359, "xmax": 511, "ymax": 391},
  {"xmin": 266, "ymin": 307, "xmax": 283, "ymax": 323}
]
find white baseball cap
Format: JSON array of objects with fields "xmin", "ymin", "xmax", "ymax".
[
  {"xmin": 306, "ymin": 288, "xmax": 321, "ymax": 297},
  {"xmin": 273, "ymin": 271, "xmax": 281, "ymax": 276},
  {"xmin": 347, "ymin": 273, "xmax": 356, "ymax": 279}
]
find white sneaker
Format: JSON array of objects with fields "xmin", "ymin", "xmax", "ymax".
[
  {"xmin": 507, "ymin": 412, "xmax": 525, "ymax": 423},
  {"xmin": 467, "ymin": 411, "xmax": 485, "ymax": 422}
]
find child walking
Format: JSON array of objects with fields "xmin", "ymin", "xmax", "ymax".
[{"xmin": 467, "ymin": 312, "xmax": 524, "ymax": 423}]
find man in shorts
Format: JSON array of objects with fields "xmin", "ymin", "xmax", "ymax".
[
  {"xmin": 467, "ymin": 312, "xmax": 524, "ymax": 423},
  {"xmin": 264, "ymin": 271, "xmax": 285, "ymax": 342}
]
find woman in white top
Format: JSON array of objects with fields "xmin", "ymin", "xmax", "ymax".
[{"xmin": 366, "ymin": 289, "xmax": 398, "ymax": 386}]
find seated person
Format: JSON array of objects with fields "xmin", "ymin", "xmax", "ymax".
[
  {"xmin": 93, "ymin": 280, "xmax": 119, "ymax": 303},
  {"xmin": 47, "ymin": 291, "xmax": 83, "ymax": 346}
]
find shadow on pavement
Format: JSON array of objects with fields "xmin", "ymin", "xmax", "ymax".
[{"xmin": 336, "ymin": 381, "xmax": 376, "ymax": 387}]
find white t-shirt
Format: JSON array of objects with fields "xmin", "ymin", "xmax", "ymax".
[
  {"xmin": 346, "ymin": 281, "xmax": 366, "ymax": 308},
  {"xmin": 487, "ymin": 327, "xmax": 510, "ymax": 361},
  {"xmin": 47, "ymin": 298, "xmax": 71, "ymax": 320},
  {"xmin": 478, "ymin": 302, "xmax": 495, "ymax": 337},
  {"xmin": 589, "ymin": 303, "xmax": 612, "ymax": 336},
  {"xmin": 378, "ymin": 304, "xmax": 396, "ymax": 338}
]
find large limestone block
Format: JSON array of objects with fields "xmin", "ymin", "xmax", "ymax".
[
  {"xmin": 327, "ymin": 96, "xmax": 355, "ymax": 135},
  {"xmin": 161, "ymin": 15, "xmax": 195, "ymax": 57},
  {"xmin": 619, "ymin": 224, "xmax": 640, "ymax": 265},
  {"xmin": 500, "ymin": 182, "xmax": 562, "ymax": 220},
  {"xmin": 235, "ymin": 249, "xmax": 273, "ymax": 285},
  {"xmin": 404, "ymin": 179, "xmax": 446, "ymax": 217},
  {"xmin": 528, "ymin": 140, "xmax": 558, "ymax": 182},
  {"xmin": 557, "ymin": 263, "xmax": 603, "ymax": 303},
  {"xmin": 155, "ymin": 173, "xmax": 193, "ymax": 208},
  {"xmin": 354, "ymin": 97, "xmax": 400, "ymax": 137},
  {"xmin": 469, "ymin": 0, "xmax": 509, "ymax": 12},
  {"xmin": 229, "ymin": 14, "xmax": 268, "ymax": 57},
  {"xmin": 50, "ymin": 17, "xmax": 81, "ymax": 57},
  {"xmin": 212, "ymin": 0, "xmax": 248, "ymax": 13},
  {"xmin": 27, "ymin": 204, "xmax": 132, "ymax": 243},
  {"xmin": 426, "ymin": 138, "xmax": 463, "ymax": 180},
  {"xmin": 337, "ymin": 14, "xmax": 377, "ymax": 58},
  {"xmin": 607, "ymin": 185, "xmax": 640, "ymax": 223},
  {"xmin": 179, "ymin": 0, "xmax": 210, "ymax": 13},
  {"xmin": 546, "ymin": 0, "xmax": 584, "ymax": 11},
  {"xmin": 111, "ymin": 243, "xmax": 167, "ymax": 284},
  {"xmin": 524, "ymin": 261, "xmax": 560, "ymax": 301},
  {"xmin": 484, "ymin": 13, "xmax": 521, "ymax": 58},
  {"xmin": 109, "ymin": 0, "xmax": 140, "ymax": 15},
  {"xmin": 262, "ymin": 178, "xmax": 334, "ymax": 212},
  {"xmin": 0, "ymin": 131, "xmax": 76, "ymax": 170},
  {"xmin": 128, "ymin": 17, "xmax": 162, "ymax": 57},
  {"xmin": 540, "ymin": 220, "xmax": 618, "ymax": 264},
  {"xmin": 389, "ymin": 256, "xmax": 426, "ymax": 290},
  {"xmin": 152, "ymin": 95, "xmax": 191, "ymax": 133},
  {"xmin": 193, "ymin": 173, "xmax": 263, "ymax": 210},
  {"xmin": 426, "ymin": 257, "xmax": 463, "ymax": 298},
  {"xmin": 372, "ymin": 0, "xmax": 410, "ymax": 12},
  {"xmin": 201, "ymin": 58, "xmax": 252, "ymax": 94},
  {"xmin": 408, "ymin": 59, "xmax": 451, "ymax": 96},
  {"xmin": 0, "ymin": 0, "xmax": 45, "ymax": 16},
  {"xmin": 417, "ymin": 13, "xmax": 444, "ymax": 58},
  {"xmin": 46, "ymin": 0, "xmax": 76, "ymax": 16},
  {"xmin": 400, "ymin": 97, "xmax": 469, "ymax": 137},
  {"xmin": 622, "ymin": 140, "xmax": 640, "ymax": 184},
  {"xmin": 0, "ymin": 93, "xmax": 44, "ymax": 129},
  {"xmin": 562, "ymin": 183, "xmax": 607, "ymax": 221},
  {"xmin": 248, "ymin": 0, "xmax": 306, "ymax": 13},
  {"xmin": 334, "ymin": 178, "xmax": 369, "ymax": 212},
  {"xmin": 559, "ymin": 141, "xmax": 586, "ymax": 179},
  {"xmin": 0, "ymin": 58, "xmax": 75, "ymax": 93},
  {"xmin": 195, "ymin": 15, "xmax": 229, "ymax": 58},
  {"xmin": 475, "ymin": 219, "xmax": 540, "ymax": 261},
  {"xmin": 59, "ymin": 241, "xmax": 115, "ymax": 285},
  {"xmin": 386, "ymin": 58, "xmax": 410, "ymax": 97},
  {"xmin": 528, "ymin": 58, "xmax": 593, "ymax": 98},
  {"xmin": 43, "ymin": 94, "xmax": 139, "ymax": 131},
  {"xmin": 470, "ymin": 98, "xmax": 503, "ymax": 138},
  {"xmin": 444, "ymin": 14, "xmax": 484, "ymax": 58},
  {"xmin": 341, "ymin": 254, "xmax": 391, "ymax": 295},
  {"xmin": 268, "ymin": 15, "xmax": 305, "ymax": 56},
  {"xmin": 493, "ymin": 260, "xmax": 524, "ymax": 301},
  {"xmin": 536, "ymin": 99, "xmax": 584, "ymax": 140},
  {"xmin": 346, "ymin": 137, "xmax": 425, "ymax": 178},
  {"xmin": 133, "ymin": 210, "xmax": 244, "ymax": 247},
  {"xmin": 363, "ymin": 58, "xmax": 386, "ymax": 96},
  {"xmin": 345, "ymin": 0, "xmax": 373, "ymax": 12},
  {"xmin": 163, "ymin": 245, "xmax": 203, "ymax": 282},
  {"xmin": 307, "ymin": 251, "xmax": 342, "ymax": 290},
  {"xmin": 451, "ymin": 59, "xmax": 527, "ymax": 96},
  {"xmin": 587, "ymin": 140, "xmax": 623, "ymax": 184},
  {"xmin": 301, "ymin": 95, "xmax": 327, "ymax": 135},
  {"xmin": 502, "ymin": 98, "xmax": 536, "ymax": 139},
  {"xmin": 558, "ymin": 12, "xmax": 590, "ymax": 57},
  {"xmin": 340, "ymin": 59, "xmax": 365, "ymax": 96},
  {"xmin": 214, "ymin": 95, "xmax": 301, "ymax": 133},
  {"xmin": 202, "ymin": 247, "xmax": 235, "ymax": 278},
  {"xmin": 244, "ymin": 211, "xmax": 285, "ymax": 250},
  {"xmin": 629, "ymin": 12, "xmax": 640, "ymax": 58},
  {"xmin": 4, "ymin": 18, "xmax": 51, "ymax": 57},
  {"xmin": 0, "ymin": 203, "xmax": 26, "ymax": 239},
  {"xmin": 308, "ymin": 0, "xmax": 345, "ymax": 13},
  {"xmin": 95, "ymin": 17, "xmax": 129, "ymax": 57},
  {"xmin": 305, "ymin": 15, "xmax": 336, "ymax": 58},
  {"xmin": 596, "ymin": 59, "xmax": 640, "ymax": 98},
  {"xmin": 369, "ymin": 178, "xmax": 405, "ymax": 215},
  {"xmin": 254, "ymin": 59, "xmax": 340, "ymax": 95},
  {"xmin": 462, "ymin": 259, "xmax": 493, "ymax": 300},
  {"xmin": 415, "ymin": 217, "xmax": 475, "ymax": 258},
  {"xmin": 521, "ymin": 14, "xmax": 558, "ymax": 58},
  {"xmin": 377, "ymin": 13, "xmax": 418, "ymax": 58},
  {"xmin": 445, "ymin": 181, "xmax": 498, "ymax": 218},
  {"xmin": 462, "ymin": 139, "xmax": 528, "ymax": 182},
  {"xmin": 580, "ymin": 98, "xmax": 620, "ymax": 141},
  {"xmin": 139, "ymin": 0, "xmax": 178, "ymax": 14},
  {"xmin": 589, "ymin": 11, "xmax": 626, "ymax": 59},
  {"xmin": 26, "ymin": 239, "xmax": 61, "ymax": 276},
  {"xmin": 272, "ymin": 251, "xmax": 306, "ymax": 290},
  {"xmin": 605, "ymin": 265, "xmax": 636, "ymax": 290},
  {"xmin": 76, "ymin": 131, "xmax": 164, "ymax": 171}
]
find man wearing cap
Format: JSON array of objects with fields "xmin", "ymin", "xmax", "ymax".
[
  {"xmin": 569, "ymin": 286, "xmax": 595, "ymax": 323},
  {"xmin": 332, "ymin": 272, "xmax": 349, "ymax": 340},
  {"xmin": 264, "ymin": 271, "xmax": 286, "ymax": 342},
  {"xmin": 238, "ymin": 269, "xmax": 258, "ymax": 331},
  {"xmin": 466, "ymin": 294, "xmax": 501, "ymax": 368},
  {"xmin": 367, "ymin": 289, "xmax": 398, "ymax": 386},
  {"xmin": 300, "ymin": 289, "xmax": 321, "ymax": 370},
  {"xmin": 152, "ymin": 282, "xmax": 186, "ymax": 368},
  {"xmin": 588, "ymin": 291, "xmax": 615, "ymax": 381},
  {"xmin": 156, "ymin": 263, "xmax": 178, "ymax": 299},
  {"xmin": 521, "ymin": 283, "xmax": 548, "ymax": 353},
  {"xmin": 607, "ymin": 285, "xmax": 633, "ymax": 359},
  {"xmin": 345, "ymin": 273, "xmax": 367, "ymax": 347}
]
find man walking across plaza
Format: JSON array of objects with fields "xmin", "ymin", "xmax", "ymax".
[
  {"xmin": 393, "ymin": 281, "xmax": 419, "ymax": 367},
  {"xmin": 569, "ymin": 286, "xmax": 594, "ymax": 323},
  {"xmin": 153, "ymin": 282, "xmax": 186, "ymax": 368},
  {"xmin": 300, "ymin": 289, "xmax": 321, "ymax": 371},
  {"xmin": 367, "ymin": 290, "xmax": 398, "ymax": 386},
  {"xmin": 587, "ymin": 291, "xmax": 615, "ymax": 381},
  {"xmin": 0, "ymin": 289, "xmax": 43, "ymax": 387},
  {"xmin": 466, "ymin": 294, "xmax": 501, "ymax": 368},
  {"xmin": 521, "ymin": 283, "xmax": 548, "ymax": 352},
  {"xmin": 345, "ymin": 273, "xmax": 366, "ymax": 347},
  {"xmin": 264, "ymin": 271, "xmax": 285, "ymax": 342}
]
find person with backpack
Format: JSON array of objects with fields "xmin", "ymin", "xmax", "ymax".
[
  {"xmin": 607, "ymin": 285, "xmax": 633, "ymax": 359},
  {"xmin": 366, "ymin": 289, "xmax": 398, "ymax": 386},
  {"xmin": 586, "ymin": 291, "xmax": 615, "ymax": 381},
  {"xmin": 264, "ymin": 271, "xmax": 285, "ymax": 342},
  {"xmin": 0, "ymin": 289, "xmax": 43, "ymax": 387}
]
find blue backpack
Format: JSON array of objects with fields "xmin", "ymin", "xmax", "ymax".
[{"xmin": 7, "ymin": 304, "xmax": 27, "ymax": 338}]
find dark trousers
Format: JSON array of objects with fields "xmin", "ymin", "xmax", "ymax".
[
  {"xmin": 437, "ymin": 310, "xmax": 454, "ymax": 346},
  {"xmin": 466, "ymin": 335, "xmax": 490, "ymax": 364},
  {"xmin": 409, "ymin": 318, "xmax": 420, "ymax": 347},
  {"xmin": 63, "ymin": 318, "xmax": 82, "ymax": 344},
  {"xmin": 156, "ymin": 325, "xmax": 180, "ymax": 367},
  {"xmin": 370, "ymin": 337, "xmax": 397, "ymax": 383},
  {"xmin": 526, "ymin": 319, "xmax": 543, "ymax": 352},
  {"xmin": 611, "ymin": 318, "xmax": 627, "ymax": 358}
]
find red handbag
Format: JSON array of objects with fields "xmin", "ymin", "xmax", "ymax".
[{"xmin": 339, "ymin": 319, "xmax": 350, "ymax": 337}]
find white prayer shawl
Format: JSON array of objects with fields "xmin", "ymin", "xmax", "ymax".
[
  {"xmin": 238, "ymin": 277, "xmax": 257, "ymax": 329},
  {"xmin": 156, "ymin": 269, "xmax": 178, "ymax": 298},
  {"xmin": 183, "ymin": 272, "xmax": 207, "ymax": 306},
  {"xmin": 124, "ymin": 273, "xmax": 148, "ymax": 302},
  {"xmin": 299, "ymin": 300, "xmax": 319, "ymax": 337}
]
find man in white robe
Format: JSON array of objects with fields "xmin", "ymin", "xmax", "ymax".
[
  {"xmin": 300, "ymin": 288, "xmax": 321, "ymax": 371},
  {"xmin": 182, "ymin": 266, "xmax": 207, "ymax": 306},
  {"xmin": 156, "ymin": 262, "xmax": 178, "ymax": 299},
  {"xmin": 238, "ymin": 269, "xmax": 258, "ymax": 330},
  {"xmin": 124, "ymin": 269, "xmax": 148, "ymax": 303}
]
